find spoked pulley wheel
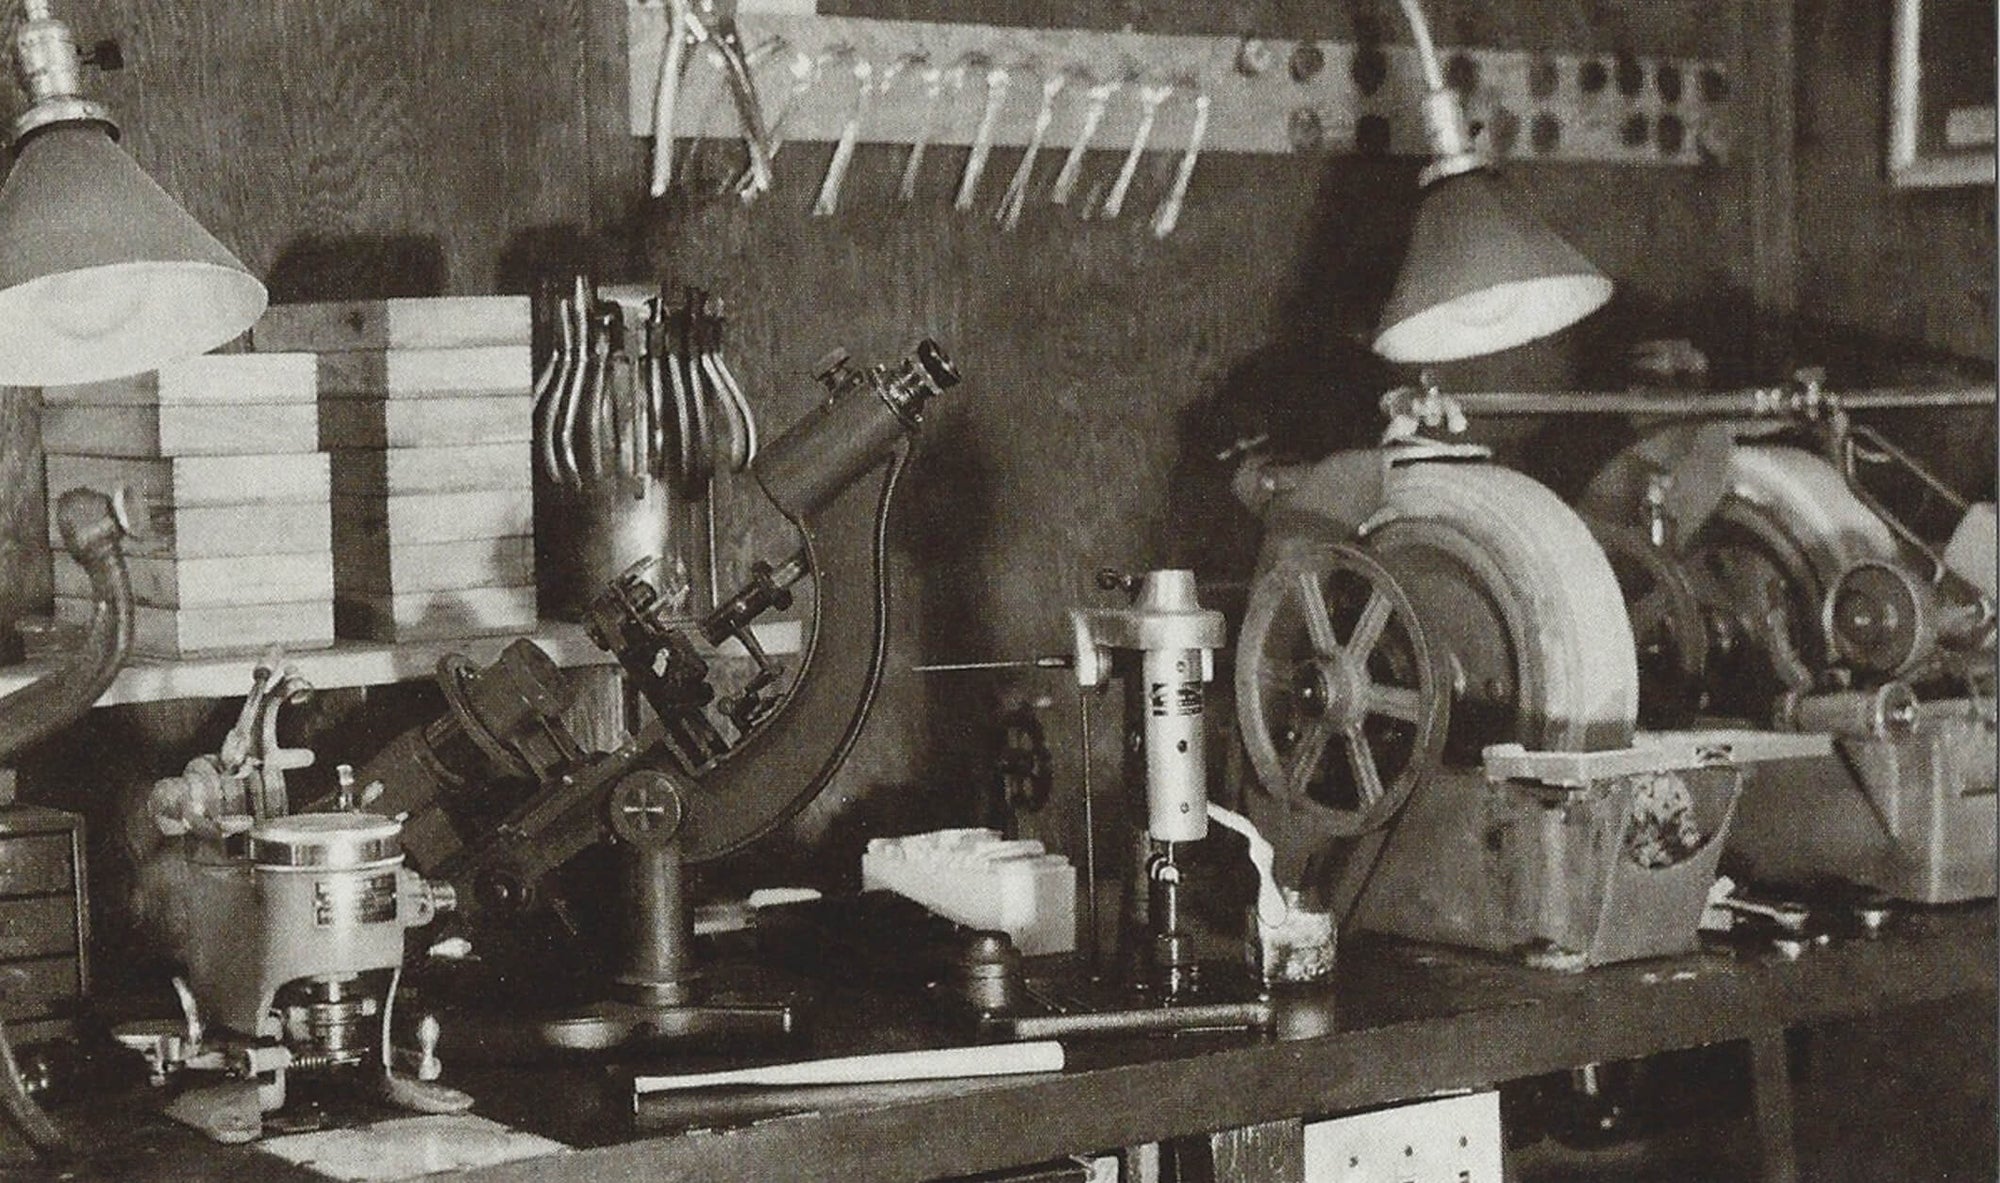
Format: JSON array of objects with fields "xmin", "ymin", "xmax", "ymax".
[{"xmin": 1235, "ymin": 542, "xmax": 1448, "ymax": 838}]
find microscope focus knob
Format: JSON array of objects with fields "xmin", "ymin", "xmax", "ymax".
[
  {"xmin": 607, "ymin": 770, "xmax": 689, "ymax": 850},
  {"xmin": 914, "ymin": 338, "xmax": 960, "ymax": 391}
]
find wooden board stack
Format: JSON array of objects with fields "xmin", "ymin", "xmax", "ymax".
[
  {"xmin": 251, "ymin": 297, "xmax": 538, "ymax": 643},
  {"xmin": 42, "ymin": 354, "xmax": 336, "ymax": 657}
]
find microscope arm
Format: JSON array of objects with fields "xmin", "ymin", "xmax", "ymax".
[{"xmin": 448, "ymin": 448, "xmax": 907, "ymax": 905}]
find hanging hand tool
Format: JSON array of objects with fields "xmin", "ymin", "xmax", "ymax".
[
  {"xmin": 691, "ymin": 0, "xmax": 774, "ymax": 195},
  {"xmin": 533, "ymin": 278, "xmax": 583, "ymax": 486},
  {"xmin": 651, "ymin": 0, "xmax": 773, "ymax": 196},
  {"xmin": 647, "ymin": 0, "xmax": 696, "ymax": 195},
  {"xmin": 811, "ymin": 56, "xmax": 878, "ymax": 218},
  {"xmin": 1102, "ymin": 79, "xmax": 1172, "ymax": 219},
  {"xmin": 996, "ymin": 67, "xmax": 1067, "ymax": 230},
  {"xmin": 678, "ymin": 35, "xmax": 784, "ymax": 184},
  {"xmin": 735, "ymin": 47, "xmax": 834, "ymax": 200},
  {"xmin": 552, "ymin": 275, "xmax": 595, "ymax": 488},
  {"xmin": 954, "ymin": 57, "xmax": 1011, "ymax": 212},
  {"xmin": 897, "ymin": 58, "xmax": 955, "ymax": 202},
  {"xmin": 696, "ymin": 293, "xmax": 758, "ymax": 470},
  {"xmin": 1150, "ymin": 86, "xmax": 1209, "ymax": 238},
  {"xmin": 1050, "ymin": 72, "xmax": 1119, "ymax": 206}
]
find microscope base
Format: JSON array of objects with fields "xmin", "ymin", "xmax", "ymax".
[{"xmin": 538, "ymin": 997, "xmax": 796, "ymax": 1052}]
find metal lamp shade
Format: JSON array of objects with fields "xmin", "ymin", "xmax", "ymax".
[
  {"xmin": 1372, "ymin": 170, "xmax": 1612, "ymax": 364},
  {"xmin": 0, "ymin": 123, "xmax": 266, "ymax": 386}
]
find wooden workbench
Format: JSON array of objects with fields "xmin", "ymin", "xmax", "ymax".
[{"xmin": 30, "ymin": 904, "xmax": 1997, "ymax": 1182}]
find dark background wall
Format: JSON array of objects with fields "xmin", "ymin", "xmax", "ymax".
[
  {"xmin": 10, "ymin": 0, "xmax": 1768, "ymax": 852},
  {"xmin": 0, "ymin": 1, "xmax": 1989, "ymax": 1174},
  {"xmin": 0, "ymin": 0, "xmax": 1990, "ymax": 952}
]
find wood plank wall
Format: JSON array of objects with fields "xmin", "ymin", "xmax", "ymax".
[{"xmin": 7, "ymin": 1, "xmax": 1980, "ymax": 899}]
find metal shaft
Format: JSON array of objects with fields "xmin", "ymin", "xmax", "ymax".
[{"xmin": 1440, "ymin": 385, "xmax": 1994, "ymax": 418}]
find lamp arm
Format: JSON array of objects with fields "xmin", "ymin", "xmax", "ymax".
[
  {"xmin": 0, "ymin": 487, "xmax": 131, "ymax": 762},
  {"xmin": 1393, "ymin": 0, "xmax": 1447, "ymax": 91}
]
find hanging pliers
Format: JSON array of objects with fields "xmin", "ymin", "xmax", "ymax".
[{"xmin": 650, "ymin": 0, "xmax": 774, "ymax": 196}]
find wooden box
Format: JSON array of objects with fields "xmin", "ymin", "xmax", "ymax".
[
  {"xmin": 42, "ymin": 403, "xmax": 317, "ymax": 458},
  {"xmin": 316, "ymin": 344, "xmax": 532, "ymax": 399},
  {"xmin": 334, "ymin": 535, "xmax": 534, "ymax": 595},
  {"xmin": 54, "ymin": 598, "xmax": 335, "ymax": 657},
  {"xmin": 320, "ymin": 396, "xmax": 531, "ymax": 449},
  {"xmin": 251, "ymin": 296, "xmax": 532, "ymax": 353},
  {"xmin": 0, "ymin": 805, "xmax": 89, "ymax": 1044},
  {"xmin": 331, "ymin": 488, "xmax": 534, "ymax": 546},
  {"xmin": 44, "ymin": 452, "xmax": 336, "ymax": 657},
  {"xmin": 42, "ymin": 353, "xmax": 316, "ymax": 405},
  {"xmin": 53, "ymin": 551, "xmax": 334, "ymax": 609},
  {"xmin": 329, "ymin": 443, "xmax": 530, "ymax": 497},
  {"xmin": 335, "ymin": 584, "xmax": 537, "ymax": 643},
  {"xmin": 45, "ymin": 454, "xmax": 332, "ymax": 560},
  {"xmin": 41, "ymin": 352, "xmax": 320, "ymax": 458}
]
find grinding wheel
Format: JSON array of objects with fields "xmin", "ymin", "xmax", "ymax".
[
  {"xmin": 1238, "ymin": 459, "xmax": 1640, "ymax": 859},
  {"xmin": 1584, "ymin": 441, "xmax": 1901, "ymax": 715}
]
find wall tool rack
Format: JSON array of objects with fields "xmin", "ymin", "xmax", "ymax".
[{"xmin": 627, "ymin": 6, "xmax": 1732, "ymax": 166}]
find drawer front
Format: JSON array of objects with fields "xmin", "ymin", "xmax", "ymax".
[
  {"xmin": 0, "ymin": 897, "xmax": 76, "ymax": 960},
  {"xmin": 0, "ymin": 958, "xmax": 80, "ymax": 1022},
  {"xmin": 0, "ymin": 836, "xmax": 73, "ymax": 897}
]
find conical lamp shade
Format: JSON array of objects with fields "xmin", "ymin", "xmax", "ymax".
[
  {"xmin": 1372, "ymin": 170, "xmax": 1611, "ymax": 364},
  {"xmin": 0, "ymin": 124, "xmax": 266, "ymax": 385}
]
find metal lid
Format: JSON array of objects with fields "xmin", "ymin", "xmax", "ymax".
[{"xmin": 247, "ymin": 812, "xmax": 402, "ymax": 868}]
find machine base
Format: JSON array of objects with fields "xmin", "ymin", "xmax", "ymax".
[
  {"xmin": 1349, "ymin": 738, "xmax": 1748, "ymax": 969},
  {"xmin": 1725, "ymin": 699, "xmax": 1997, "ymax": 904}
]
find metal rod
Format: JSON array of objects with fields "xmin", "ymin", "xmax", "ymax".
[
  {"xmin": 911, "ymin": 656, "xmax": 1074, "ymax": 673},
  {"xmin": 1438, "ymin": 385, "xmax": 1995, "ymax": 417},
  {"xmin": 1080, "ymin": 688, "xmax": 1097, "ymax": 975},
  {"xmin": 1847, "ymin": 423, "xmax": 1973, "ymax": 513}
]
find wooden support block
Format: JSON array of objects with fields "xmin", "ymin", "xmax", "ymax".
[
  {"xmin": 335, "ymin": 585, "xmax": 538, "ymax": 643},
  {"xmin": 54, "ymin": 598, "xmax": 335, "ymax": 658},
  {"xmin": 51, "ymin": 499, "xmax": 331, "ymax": 560},
  {"xmin": 316, "ymin": 346, "xmax": 532, "ymax": 399},
  {"xmin": 320, "ymin": 396, "xmax": 530, "ymax": 448},
  {"xmin": 252, "ymin": 296, "xmax": 532, "ymax": 353},
  {"xmin": 329, "ymin": 443, "xmax": 529, "ymax": 496},
  {"xmin": 42, "ymin": 403, "xmax": 318, "ymax": 457},
  {"xmin": 46, "ymin": 453, "xmax": 331, "ymax": 510},
  {"xmin": 331, "ymin": 489, "xmax": 534, "ymax": 545},
  {"xmin": 333, "ymin": 535, "xmax": 534, "ymax": 594},
  {"xmin": 41, "ymin": 353, "xmax": 318, "ymax": 406},
  {"xmin": 54, "ymin": 551, "xmax": 334, "ymax": 609}
]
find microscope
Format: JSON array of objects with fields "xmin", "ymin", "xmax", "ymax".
[{"xmin": 342, "ymin": 340, "xmax": 961, "ymax": 1049}]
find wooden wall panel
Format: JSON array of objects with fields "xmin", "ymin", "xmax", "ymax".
[
  {"xmin": 1788, "ymin": 0, "xmax": 1995, "ymax": 507},
  {"xmin": 11, "ymin": 0, "xmax": 1761, "ymax": 893},
  {"xmin": 1792, "ymin": 0, "xmax": 1997, "ymax": 374}
]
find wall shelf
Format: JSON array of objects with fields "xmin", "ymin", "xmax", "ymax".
[{"xmin": 1, "ymin": 620, "xmax": 803, "ymax": 708}]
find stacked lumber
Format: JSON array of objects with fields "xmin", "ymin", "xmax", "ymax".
[
  {"xmin": 252, "ymin": 297, "xmax": 538, "ymax": 642},
  {"xmin": 43, "ymin": 354, "xmax": 335, "ymax": 657}
]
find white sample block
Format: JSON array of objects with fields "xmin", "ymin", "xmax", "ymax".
[{"xmin": 862, "ymin": 828, "xmax": 1076, "ymax": 956}]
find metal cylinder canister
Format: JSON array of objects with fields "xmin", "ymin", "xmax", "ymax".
[
  {"xmin": 245, "ymin": 813, "xmax": 431, "ymax": 988},
  {"xmin": 1141, "ymin": 644, "xmax": 1209, "ymax": 843}
]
